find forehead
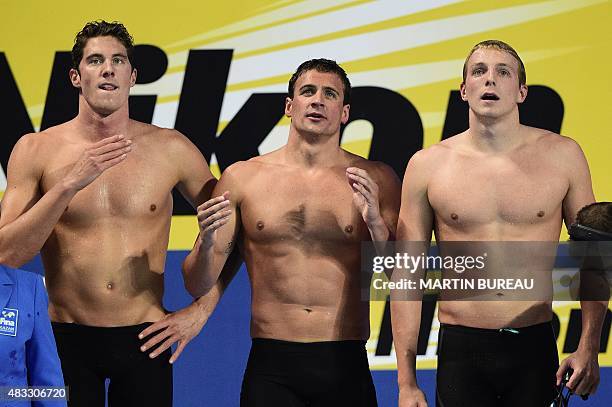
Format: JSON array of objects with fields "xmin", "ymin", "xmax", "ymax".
[
  {"xmin": 467, "ymin": 48, "xmax": 519, "ymax": 70},
  {"xmin": 82, "ymin": 36, "xmax": 127, "ymax": 56},
  {"xmin": 295, "ymin": 69, "xmax": 344, "ymax": 92}
]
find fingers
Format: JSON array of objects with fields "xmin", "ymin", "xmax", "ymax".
[
  {"xmin": 197, "ymin": 193, "xmax": 232, "ymax": 235},
  {"xmin": 197, "ymin": 192, "xmax": 230, "ymax": 212},
  {"xmin": 100, "ymin": 153, "xmax": 128, "ymax": 170},
  {"xmin": 139, "ymin": 324, "xmax": 172, "ymax": 355},
  {"xmin": 91, "ymin": 135, "xmax": 132, "ymax": 156},
  {"xmin": 138, "ymin": 321, "xmax": 164, "ymax": 340},
  {"xmin": 169, "ymin": 340, "xmax": 188, "ymax": 364},
  {"xmin": 566, "ymin": 367, "xmax": 584, "ymax": 393},
  {"xmin": 556, "ymin": 359, "xmax": 571, "ymax": 386},
  {"xmin": 346, "ymin": 167, "xmax": 378, "ymax": 194},
  {"xmin": 573, "ymin": 368, "xmax": 597, "ymax": 396},
  {"xmin": 97, "ymin": 145, "xmax": 132, "ymax": 164},
  {"xmin": 148, "ymin": 336, "xmax": 176, "ymax": 359},
  {"xmin": 201, "ymin": 214, "xmax": 231, "ymax": 235},
  {"xmin": 197, "ymin": 198, "xmax": 231, "ymax": 221}
]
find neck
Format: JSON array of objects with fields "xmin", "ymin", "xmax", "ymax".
[
  {"xmin": 284, "ymin": 127, "xmax": 343, "ymax": 168},
  {"xmin": 74, "ymin": 97, "xmax": 130, "ymax": 141},
  {"xmin": 467, "ymin": 107, "xmax": 523, "ymax": 152}
]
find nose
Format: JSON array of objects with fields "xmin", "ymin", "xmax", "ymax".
[
  {"xmin": 102, "ymin": 60, "xmax": 115, "ymax": 78},
  {"xmin": 485, "ymin": 70, "xmax": 496, "ymax": 86},
  {"xmin": 310, "ymin": 90, "xmax": 324, "ymax": 107}
]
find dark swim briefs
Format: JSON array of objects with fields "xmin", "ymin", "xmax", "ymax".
[
  {"xmin": 52, "ymin": 322, "xmax": 172, "ymax": 407},
  {"xmin": 436, "ymin": 321, "xmax": 558, "ymax": 407},
  {"xmin": 240, "ymin": 338, "xmax": 378, "ymax": 406}
]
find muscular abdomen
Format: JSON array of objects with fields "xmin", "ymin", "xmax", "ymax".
[{"xmin": 42, "ymin": 206, "xmax": 171, "ymax": 326}]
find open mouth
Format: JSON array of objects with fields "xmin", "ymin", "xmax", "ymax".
[
  {"xmin": 481, "ymin": 92, "xmax": 499, "ymax": 101},
  {"xmin": 306, "ymin": 112, "xmax": 326, "ymax": 120},
  {"xmin": 99, "ymin": 83, "xmax": 118, "ymax": 91}
]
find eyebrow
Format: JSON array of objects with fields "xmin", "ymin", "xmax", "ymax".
[
  {"xmin": 85, "ymin": 53, "xmax": 128, "ymax": 60},
  {"xmin": 471, "ymin": 62, "xmax": 513, "ymax": 70},
  {"xmin": 298, "ymin": 84, "xmax": 339, "ymax": 95}
]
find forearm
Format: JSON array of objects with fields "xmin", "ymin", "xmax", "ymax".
[
  {"xmin": 190, "ymin": 247, "xmax": 242, "ymax": 314},
  {"xmin": 391, "ymin": 300, "xmax": 422, "ymax": 389},
  {"xmin": 183, "ymin": 238, "xmax": 227, "ymax": 298},
  {"xmin": 0, "ymin": 182, "xmax": 77, "ymax": 267},
  {"xmin": 368, "ymin": 217, "xmax": 393, "ymax": 257},
  {"xmin": 578, "ymin": 300, "xmax": 609, "ymax": 352}
]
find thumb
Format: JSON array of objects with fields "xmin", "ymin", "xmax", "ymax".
[{"xmin": 556, "ymin": 358, "xmax": 571, "ymax": 385}]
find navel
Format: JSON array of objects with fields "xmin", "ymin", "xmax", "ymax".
[
  {"xmin": 106, "ymin": 282, "xmax": 114, "ymax": 290},
  {"xmin": 537, "ymin": 210, "xmax": 545, "ymax": 218},
  {"xmin": 150, "ymin": 204, "xmax": 157, "ymax": 212},
  {"xmin": 344, "ymin": 225, "xmax": 354, "ymax": 233},
  {"xmin": 256, "ymin": 221, "xmax": 265, "ymax": 230},
  {"xmin": 450, "ymin": 213, "xmax": 459, "ymax": 221}
]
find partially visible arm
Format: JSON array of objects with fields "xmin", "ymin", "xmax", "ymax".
[
  {"xmin": 138, "ymin": 134, "xmax": 243, "ymax": 362},
  {"xmin": 0, "ymin": 134, "xmax": 72, "ymax": 267},
  {"xmin": 346, "ymin": 163, "xmax": 400, "ymax": 253},
  {"xmin": 183, "ymin": 165, "xmax": 243, "ymax": 298},
  {"xmin": 373, "ymin": 163, "xmax": 401, "ymax": 241},
  {"xmin": 557, "ymin": 137, "xmax": 605, "ymax": 396},
  {"xmin": 170, "ymin": 130, "xmax": 217, "ymax": 209},
  {"xmin": 0, "ymin": 133, "xmax": 131, "ymax": 267},
  {"xmin": 391, "ymin": 150, "xmax": 435, "ymax": 407},
  {"xmin": 26, "ymin": 275, "xmax": 68, "ymax": 407},
  {"xmin": 192, "ymin": 245, "xmax": 243, "ymax": 321}
]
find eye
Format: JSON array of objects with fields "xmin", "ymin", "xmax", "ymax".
[
  {"xmin": 301, "ymin": 89, "xmax": 313, "ymax": 96},
  {"xmin": 113, "ymin": 57, "xmax": 125, "ymax": 64},
  {"xmin": 499, "ymin": 69, "xmax": 510, "ymax": 76},
  {"xmin": 90, "ymin": 57, "xmax": 102, "ymax": 65},
  {"xmin": 325, "ymin": 90, "xmax": 337, "ymax": 98},
  {"xmin": 472, "ymin": 68, "xmax": 485, "ymax": 76}
]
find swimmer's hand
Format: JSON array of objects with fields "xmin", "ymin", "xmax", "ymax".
[
  {"xmin": 196, "ymin": 191, "xmax": 232, "ymax": 249},
  {"xmin": 138, "ymin": 301, "xmax": 208, "ymax": 364},
  {"xmin": 556, "ymin": 348, "xmax": 599, "ymax": 396},
  {"xmin": 399, "ymin": 386, "xmax": 428, "ymax": 407},
  {"xmin": 64, "ymin": 134, "xmax": 132, "ymax": 191},
  {"xmin": 346, "ymin": 167, "xmax": 383, "ymax": 226}
]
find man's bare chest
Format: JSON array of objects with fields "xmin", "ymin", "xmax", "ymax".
[
  {"xmin": 41, "ymin": 149, "xmax": 175, "ymax": 221},
  {"xmin": 240, "ymin": 176, "xmax": 368, "ymax": 243},
  {"xmin": 428, "ymin": 159, "xmax": 568, "ymax": 226}
]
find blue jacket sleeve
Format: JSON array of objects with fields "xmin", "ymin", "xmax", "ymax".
[{"xmin": 25, "ymin": 276, "xmax": 67, "ymax": 407}]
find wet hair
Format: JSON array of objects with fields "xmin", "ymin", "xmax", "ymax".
[
  {"xmin": 288, "ymin": 58, "xmax": 351, "ymax": 105},
  {"xmin": 462, "ymin": 40, "xmax": 526, "ymax": 86},
  {"xmin": 71, "ymin": 20, "xmax": 134, "ymax": 71},
  {"xmin": 576, "ymin": 202, "xmax": 612, "ymax": 233}
]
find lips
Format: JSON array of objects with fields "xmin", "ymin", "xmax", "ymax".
[
  {"xmin": 306, "ymin": 112, "xmax": 326, "ymax": 119},
  {"xmin": 99, "ymin": 83, "xmax": 118, "ymax": 91},
  {"xmin": 481, "ymin": 92, "xmax": 499, "ymax": 101}
]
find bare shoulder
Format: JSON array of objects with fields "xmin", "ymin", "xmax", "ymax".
[
  {"xmin": 406, "ymin": 135, "xmax": 458, "ymax": 173},
  {"xmin": 344, "ymin": 152, "xmax": 399, "ymax": 187},
  {"xmin": 528, "ymin": 126, "xmax": 586, "ymax": 160},
  {"xmin": 131, "ymin": 121, "xmax": 196, "ymax": 151},
  {"xmin": 10, "ymin": 122, "xmax": 73, "ymax": 162}
]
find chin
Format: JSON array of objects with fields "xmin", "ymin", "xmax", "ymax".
[{"xmin": 93, "ymin": 104, "xmax": 120, "ymax": 117}]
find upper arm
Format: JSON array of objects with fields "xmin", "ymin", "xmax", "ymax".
[
  {"xmin": 397, "ymin": 150, "xmax": 435, "ymax": 242},
  {"xmin": 209, "ymin": 164, "xmax": 245, "ymax": 258},
  {"xmin": 0, "ymin": 134, "xmax": 43, "ymax": 228},
  {"xmin": 560, "ymin": 138, "xmax": 595, "ymax": 226},
  {"xmin": 374, "ymin": 162, "xmax": 401, "ymax": 235},
  {"xmin": 170, "ymin": 130, "xmax": 217, "ymax": 209}
]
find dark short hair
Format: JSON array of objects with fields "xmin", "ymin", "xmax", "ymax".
[
  {"xmin": 288, "ymin": 58, "xmax": 351, "ymax": 105},
  {"xmin": 462, "ymin": 40, "xmax": 526, "ymax": 86},
  {"xmin": 576, "ymin": 202, "xmax": 612, "ymax": 234},
  {"xmin": 71, "ymin": 20, "xmax": 134, "ymax": 71}
]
